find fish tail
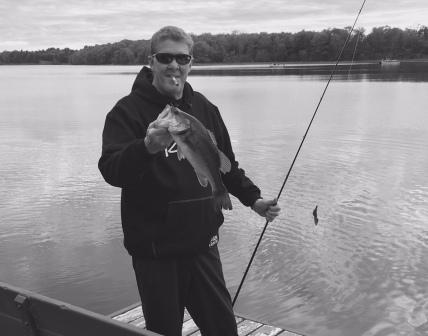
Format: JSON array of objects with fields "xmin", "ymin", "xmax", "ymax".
[{"xmin": 213, "ymin": 191, "xmax": 232, "ymax": 211}]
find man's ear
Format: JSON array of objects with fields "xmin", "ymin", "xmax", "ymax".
[{"xmin": 148, "ymin": 55, "xmax": 154, "ymax": 67}]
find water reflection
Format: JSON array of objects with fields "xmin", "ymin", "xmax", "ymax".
[{"xmin": 1, "ymin": 66, "xmax": 427, "ymax": 335}]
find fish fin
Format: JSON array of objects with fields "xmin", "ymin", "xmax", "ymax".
[
  {"xmin": 218, "ymin": 150, "xmax": 232, "ymax": 173},
  {"xmin": 213, "ymin": 190, "xmax": 233, "ymax": 211},
  {"xmin": 157, "ymin": 104, "xmax": 172, "ymax": 120},
  {"xmin": 177, "ymin": 146, "xmax": 185, "ymax": 161},
  {"xmin": 208, "ymin": 130, "xmax": 217, "ymax": 146},
  {"xmin": 195, "ymin": 171, "xmax": 209, "ymax": 187},
  {"xmin": 207, "ymin": 129, "xmax": 231, "ymax": 174}
]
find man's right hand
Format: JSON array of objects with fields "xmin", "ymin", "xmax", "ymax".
[{"xmin": 144, "ymin": 119, "xmax": 173, "ymax": 154}]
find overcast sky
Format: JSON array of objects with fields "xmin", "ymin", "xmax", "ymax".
[{"xmin": 1, "ymin": 0, "xmax": 427, "ymax": 51}]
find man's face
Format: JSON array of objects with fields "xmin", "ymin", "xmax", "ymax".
[{"xmin": 149, "ymin": 39, "xmax": 192, "ymax": 100}]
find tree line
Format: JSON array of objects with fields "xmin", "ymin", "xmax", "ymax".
[{"xmin": 1, "ymin": 26, "xmax": 427, "ymax": 65}]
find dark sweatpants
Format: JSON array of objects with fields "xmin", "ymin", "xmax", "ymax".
[{"xmin": 132, "ymin": 245, "xmax": 238, "ymax": 336}]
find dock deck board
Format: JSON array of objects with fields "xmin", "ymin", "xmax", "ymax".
[{"xmin": 111, "ymin": 303, "xmax": 303, "ymax": 336}]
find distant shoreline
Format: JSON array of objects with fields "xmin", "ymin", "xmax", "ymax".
[
  {"xmin": 2, "ymin": 59, "xmax": 428, "ymax": 66},
  {"xmin": 2, "ymin": 60, "xmax": 428, "ymax": 75},
  {"xmin": 3, "ymin": 27, "xmax": 427, "ymax": 67}
]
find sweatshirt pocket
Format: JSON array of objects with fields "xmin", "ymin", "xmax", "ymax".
[{"xmin": 153, "ymin": 196, "xmax": 224, "ymax": 257}]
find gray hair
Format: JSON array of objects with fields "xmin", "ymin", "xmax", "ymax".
[{"xmin": 150, "ymin": 26, "xmax": 194, "ymax": 54}]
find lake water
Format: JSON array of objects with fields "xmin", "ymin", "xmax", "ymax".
[{"xmin": 1, "ymin": 65, "xmax": 427, "ymax": 336}]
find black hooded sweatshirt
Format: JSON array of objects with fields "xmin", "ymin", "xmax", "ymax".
[{"xmin": 98, "ymin": 67, "xmax": 261, "ymax": 258}]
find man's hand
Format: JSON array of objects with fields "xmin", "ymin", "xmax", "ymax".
[
  {"xmin": 251, "ymin": 198, "xmax": 281, "ymax": 222},
  {"xmin": 144, "ymin": 119, "xmax": 173, "ymax": 154}
]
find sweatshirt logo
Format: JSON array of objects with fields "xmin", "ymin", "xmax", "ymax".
[
  {"xmin": 209, "ymin": 235, "xmax": 218, "ymax": 247},
  {"xmin": 165, "ymin": 142, "xmax": 178, "ymax": 157}
]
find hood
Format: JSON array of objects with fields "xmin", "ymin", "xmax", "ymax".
[{"xmin": 131, "ymin": 66, "xmax": 194, "ymax": 108}]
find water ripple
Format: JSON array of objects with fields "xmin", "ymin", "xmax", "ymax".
[{"xmin": 2, "ymin": 68, "xmax": 428, "ymax": 334}]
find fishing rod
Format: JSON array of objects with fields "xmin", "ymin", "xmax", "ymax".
[{"xmin": 232, "ymin": 0, "xmax": 368, "ymax": 307}]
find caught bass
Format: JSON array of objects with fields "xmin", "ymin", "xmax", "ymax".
[{"xmin": 159, "ymin": 105, "xmax": 233, "ymax": 210}]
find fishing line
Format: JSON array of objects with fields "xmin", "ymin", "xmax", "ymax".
[
  {"xmin": 348, "ymin": 29, "xmax": 362, "ymax": 78},
  {"xmin": 232, "ymin": 0, "xmax": 368, "ymax": 307}
]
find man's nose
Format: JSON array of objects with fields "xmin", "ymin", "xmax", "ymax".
[{"xmin": 167, "ymin": 59, "xmax": 180, "ymax": 69}]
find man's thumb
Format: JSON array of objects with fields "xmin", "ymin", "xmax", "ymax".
[{"xmin": 269, "ymin": 198, "xmax": 278, "ymax": 206}]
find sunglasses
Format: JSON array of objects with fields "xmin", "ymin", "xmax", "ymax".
[{"xmin": 152, "ymin": 53, "xmax": 192, "ymax": 65}]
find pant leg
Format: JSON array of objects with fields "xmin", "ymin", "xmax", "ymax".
[
  {"xmin": 132, "ymin": 257, "xmax": 189, "ymax": 336},
  {"xmin": 185, "ymin": 245, "xmax": 238, "ymax": 336}
]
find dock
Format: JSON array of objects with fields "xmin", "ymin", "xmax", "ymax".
[
  {"xmin": 1, "ymin": 281, "xmax": 304, "ymax": 336},
  {"xmin": 110, "ymin": 302, "xmax": 303, "ymax": 336}
]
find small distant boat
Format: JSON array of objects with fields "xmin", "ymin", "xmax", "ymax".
[{"xmin": 380, "ymin": 59, "xmax": 400, "ymax": 66}]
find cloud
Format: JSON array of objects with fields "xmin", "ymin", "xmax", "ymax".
[{"xmin": 1, "ymin": 0, "xmax": 427, "ymax": 51}]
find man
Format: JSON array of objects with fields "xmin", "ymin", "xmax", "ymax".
[{"xmin": 98, "ymin": 26, "xmax": 280, "ymax": 336}]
